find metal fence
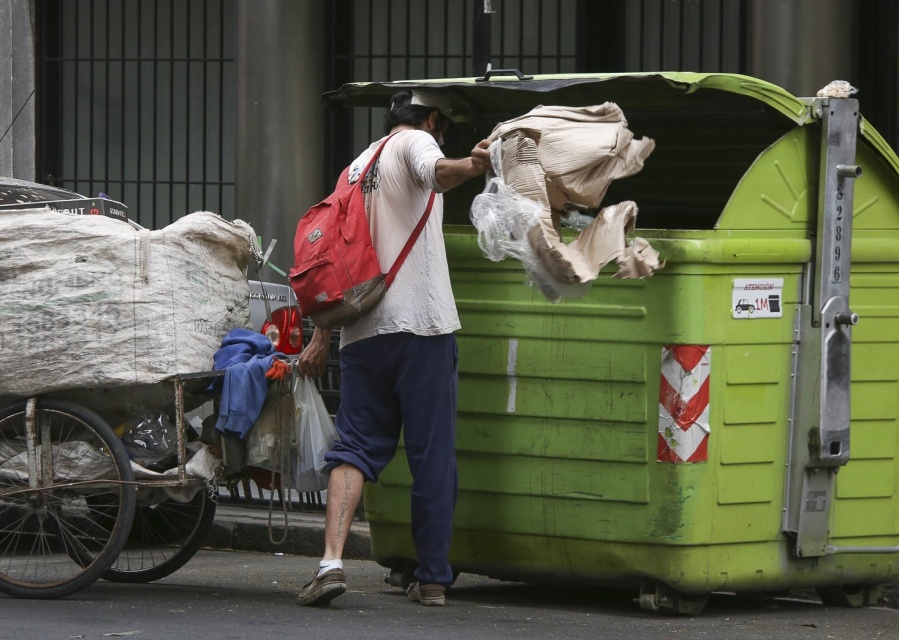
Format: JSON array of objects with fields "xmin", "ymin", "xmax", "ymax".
[
  {"xmin": 36, "ymin": 0, "xmax": 236, "ymax": 230},
  {"xmin": 622, "ymin": 0, "xmax": 745, "ymax": 72},
  {"xmin": 326, "ymin": 0, "xmax": 589, "ymax": 176},
  {"xmin": 32, "ymin": 0, "xmax": 897, "ymax": 231}
]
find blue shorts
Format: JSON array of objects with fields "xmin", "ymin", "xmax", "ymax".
[
  {"xmin": 326, "ymin": 332, "xmax": 458, "ymax": 483},
  {"xmin": 325, "ymin": 331, "xmax": 459, "ymax": 586}
]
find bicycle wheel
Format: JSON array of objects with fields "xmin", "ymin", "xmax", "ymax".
[
  {"xmin": 101, "ymin": 485, "xmax": 217, "ymax": 583},
  {"xmin": 0, "ymin": 398, "xmax": 136, "ymax": 599}
]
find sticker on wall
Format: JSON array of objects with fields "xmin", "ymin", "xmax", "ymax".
[
  {"xmin": 732, "ymin": 278, "xmax": 783, "ymax": 319},
  {"xmin": 658, "ymin": 345, "xmax": 711, "ymax": 463}
]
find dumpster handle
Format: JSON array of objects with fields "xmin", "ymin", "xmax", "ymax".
[
  {"xmin": 825, "ymin": 544, "xmax": 899, "ymax": 555},
  {"xmin": 475, "ymin": 68, "xmax": 533, "ymax": 82}
]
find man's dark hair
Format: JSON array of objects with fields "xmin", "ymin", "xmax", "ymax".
[{"xmin": 384, "ymin": 90, "xmax": 444, "ymax": 134}]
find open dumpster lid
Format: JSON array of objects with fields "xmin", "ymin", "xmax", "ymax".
[{"xmin": 324, "ymin": 71, "xmax": 899, "ymax": 176}]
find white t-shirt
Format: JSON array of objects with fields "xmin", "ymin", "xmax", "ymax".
[{"xmin": 339, "ymin": 129, "xmax": 461, "ymax": 348}]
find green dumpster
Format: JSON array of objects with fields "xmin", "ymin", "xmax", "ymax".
[{"xmin": 325, "ymin": 73, "xmax": 899, "ymax": 613}]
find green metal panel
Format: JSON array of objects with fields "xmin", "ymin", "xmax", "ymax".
[
  {"xmin": 718, "ymin": 126, "xmax": 899, "ymax": 232},
  {"xmin": 367, "ymin": 237, "xmax": 799, "ymax": 583},
  {"xmin": 365, "ymin": 231, "xmax": 899, "ymax": 592},
  {"xmin": 716, "ymin": 128, "xmax": 816, "ymax": 231},
  {"xmin": 829, "ymin": 261, "xmax": 899, "ymax": 542}
]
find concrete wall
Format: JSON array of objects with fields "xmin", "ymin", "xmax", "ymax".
[
  {"xmin": 748, "ymin": 0, "xmax": 859, "ymax": 98},
  {"xmin": 236, "ymin": 0, "xmax": 327, "ymax": 275},
  {"xmin": 0, "ymin": 0, "xmax": 36, "ymax": 179}
]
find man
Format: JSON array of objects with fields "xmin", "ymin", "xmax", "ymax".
[{"xmin": 296, "ymin": 89, "xmax": 491, "ymax": 607}]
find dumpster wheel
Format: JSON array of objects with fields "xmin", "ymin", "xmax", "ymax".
[
  {"xmin": 816, "ymin": 584, "xmax": 884, "ymax": 608},
  {"xmin": 639, "ymin": 579, "xmax": 709, "ymax": 615}
]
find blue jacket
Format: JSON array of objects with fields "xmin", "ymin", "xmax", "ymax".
[{"xmin": 213, "ymin": 328, "xmax": 279, "ymax": 439}]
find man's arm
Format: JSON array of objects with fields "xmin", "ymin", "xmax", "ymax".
[
  {"xmin": 434, "ymin": 139, "xmax": 492, "ymax": 190},
  {"xmin": 297, "ymin": 326, "xmax": 332, "ymax": 378}
]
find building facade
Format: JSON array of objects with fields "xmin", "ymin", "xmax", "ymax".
[{"xmin": 1, "ymin": 0, "xmax": 896, "ymax": 270}]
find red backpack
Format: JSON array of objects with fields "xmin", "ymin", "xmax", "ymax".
[{"xmin": 289, "ymin": 134, "xmax": 435, "ymax": 329}]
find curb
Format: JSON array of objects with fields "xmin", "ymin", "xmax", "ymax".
[{"xmin": 206, "ymin": 505, "xmax": 373, "ymax": 560}]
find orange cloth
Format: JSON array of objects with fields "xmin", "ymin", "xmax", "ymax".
[{"xmin": 265, "ymin": 359, "xmax": 291, "ymax": 381}]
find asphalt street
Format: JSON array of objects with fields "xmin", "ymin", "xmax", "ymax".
[{"xmin": 1, "ymin": 549, "xmax": 897, "ymax": 640}]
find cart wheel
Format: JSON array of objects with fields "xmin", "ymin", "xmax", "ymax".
[
  {"xmin": 0, "ymin": 399, "xmax": 136, "ymax": 599},
  {"xmin": 100, "ymin": 486, "xmax": 217, "ymax": 583}
]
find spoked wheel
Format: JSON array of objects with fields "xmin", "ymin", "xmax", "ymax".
[
  {"xmin": 0, "ymin": 398, "xmax": 136, "ymax": 599},
  {"xmin": 100, "ymin": 485, "xmax": 217, "ymax": 583}
]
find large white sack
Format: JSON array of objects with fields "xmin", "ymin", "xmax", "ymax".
[{"xmin": 0, "ymin": 209, "xmax": 257, "ymax": 397}]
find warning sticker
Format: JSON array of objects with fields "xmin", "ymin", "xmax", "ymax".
[{"xmin": 732, "ymin": 278, "xmax": 783, "ymax": 319}]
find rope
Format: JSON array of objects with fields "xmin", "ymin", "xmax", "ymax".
[{"xmin": 264, "ymin": 374, "xmax": 294, "ymax": 545}]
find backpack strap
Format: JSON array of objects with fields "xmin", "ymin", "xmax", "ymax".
[
  {"xmin": 385, "ymin": 191, "xmax": 436, "ymax": 288},
  {"xmin": 355, "ymin": 133, "xmax": 396, "ymax": 184}
]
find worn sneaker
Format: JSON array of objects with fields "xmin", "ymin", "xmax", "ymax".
[
  {"xmin": 407, "ymin": 581, "xmax": 446, "ymax": 606},
  {"xmin": 297, "ymin": 568, "xmax": 347, "ymax": 606}
]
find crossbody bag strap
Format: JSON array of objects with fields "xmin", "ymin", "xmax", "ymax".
[
  {"xmin": 355, "ymin": 133, "xmax": 397, "ymax": 185},
  {"xmin": 355, "ymin": 131, "xmax": 435, "ymax": 289},
  {"xmin": 384, "ymin": 190, "xmax": 436, "ymax": 288}
]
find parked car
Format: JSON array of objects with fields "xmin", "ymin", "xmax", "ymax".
[{"xmin": 0, "ymin": 176, "xmax": 134, "ymax": 226}]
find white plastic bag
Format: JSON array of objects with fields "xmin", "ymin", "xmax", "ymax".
[{"xmin": 289, "ymin": 376, "xmax": 338, "ymax": 493}]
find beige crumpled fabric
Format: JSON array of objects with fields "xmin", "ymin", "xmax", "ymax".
[{"xmin": 487, "ymin": 103, "xmax": 662, "ymax": 287}]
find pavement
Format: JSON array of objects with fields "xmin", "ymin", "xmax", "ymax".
[{"xmin": 7, "ymin": 550, "xmax": 899, "ymax": 640}]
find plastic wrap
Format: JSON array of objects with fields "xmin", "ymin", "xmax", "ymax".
[
  {"xmin": 130, "ymin": 442, "xmax": 221, "ymax": 503},
  {"xmin": 246, "ymin": 380, "xmax": 293, "ymax": 470},
  {"xmin": 0, "ymin": 441, "xmax": 117, "ymax": 483},
  {"xmin": 119, "ymin": 412, "xmax": 178, "ymax": 468},
  {"xmin": 817, "ymin": 80, "xmax": 858, "ymax": 98},
  {"xmin": 469, "ymin": 106, "xmax": 663, "ymax": 300},
  {"xmin": 469, "ymin": 140, "xmax": 589, "ymax": 302}
]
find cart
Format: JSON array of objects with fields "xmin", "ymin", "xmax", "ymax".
[
  {"xmin": 0, "ymin": 365, "xmax": 275, "ymax": 599},
  {"xmin": 0, "ymin": 196, "xmax": 309, "ymax": 599}
]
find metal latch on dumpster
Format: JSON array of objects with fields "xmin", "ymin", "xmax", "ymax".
[{"xmin": 784, "ymin": 96, "xmax": 862, "ymax": 557}]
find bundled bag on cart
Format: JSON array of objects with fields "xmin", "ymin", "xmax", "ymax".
[{"xmin": 0, "ymin": 208, "xmax": 258, "ymax": 398}]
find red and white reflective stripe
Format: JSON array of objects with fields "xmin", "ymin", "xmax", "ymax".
[{"xmin": 657, "ymin": 345, "xmax": 711, "ymax": 463}]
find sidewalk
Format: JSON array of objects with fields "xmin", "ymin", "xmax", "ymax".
[{"xmin": 206, "ymin": 503, "xmax": 372, "ymax": 560}]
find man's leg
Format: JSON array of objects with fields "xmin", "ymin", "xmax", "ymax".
[
  {"xmin": 299, "ymin": 335, "xmax": 402, "ymax": 606},
  {"xmin": 297, "ymin": 463, "xmax": 364, "ymax": 606},
  {"xmin": 398, "ymin": 334, "xmax": 459, "ymax": 592},
  {"xmin": 323, "ymin": 463, "xmax": 365, "ymax": 560}
]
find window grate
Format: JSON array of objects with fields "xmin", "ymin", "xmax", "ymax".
[
  {"xmin": 36, "ymin": 0, "xmax": 236, "ymax": 230},
  {"xmin": 326, "ymin": 0, "xmax": 587, "ymax": 184}
]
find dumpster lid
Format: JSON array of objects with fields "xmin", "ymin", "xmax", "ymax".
[
  {"xmin": 325, "ymin": 71, "xmax": 809, "ymax": 122},
  {"xmin": 324, "ymin": 71, "xmax": 899, "ymax": 176}
]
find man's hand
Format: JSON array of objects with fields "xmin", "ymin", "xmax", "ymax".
[
  {"xmin": 297, "ymin": 326, "xmax": 332, "ymax": 378},
  {"xmin": 434, "ymin": 138, "xmax": 494, "ymax": 190},
  {"xmin": 471, "ymin": 138, "xmax": 492, "ymax": 174}
]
